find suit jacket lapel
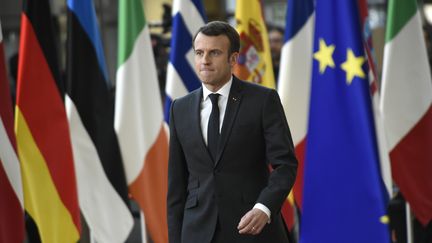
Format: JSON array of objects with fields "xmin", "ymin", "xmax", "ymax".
[{"xmin": 215, "ymin": 77, "xmax": 242, "ymax": 165}]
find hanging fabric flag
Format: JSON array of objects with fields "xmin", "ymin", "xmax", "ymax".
[
  {"xmin": 300, "ymin": 0, "xmax": 390, "ymax": 242},
  {"xmin": 164, "ymin": 0, "xmax": 207, "ymax": 121},
  {"xmin": 15, "ymin": 0, "xmax": 81, "ymax": 241},
  {"xmin": 65, "ymin": 0, "xmax": 134, "ymax": 241},
  {"xmin": 234, "ymin": 0, "xmax": 275, "ymax": 88},
  {"xmin": 358, "ymin": 0, "xmax": 393, "ymax": 197},
  {"xmin": 277, "ymin": 0, "xmax": 314, "ymax": 214},
  {"xmin": 0, "ymin": 19, "xmax": 24, "ymax": 243},
  {"xmin": 115, "ymin": 0, "xmax": 169, "ymax": 242},
  {"xmin": 381, "ymin": 0, "xmax": 432, "ymax": 225}
]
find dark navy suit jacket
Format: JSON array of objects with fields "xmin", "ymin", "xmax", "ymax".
[{"xmin": 167, "ymin": 76, "xmax": 298, "ymax": 243}]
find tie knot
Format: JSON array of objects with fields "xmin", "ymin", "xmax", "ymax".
[{"xmin": 209, "ymin": 93, "xmax": 220, "ymax": 106}]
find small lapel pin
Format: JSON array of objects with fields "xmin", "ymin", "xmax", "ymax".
[{"xmin": 232, "ymin": 97, "xmax": 237, "ymax": 101}]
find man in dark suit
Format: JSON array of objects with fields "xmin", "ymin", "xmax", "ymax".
[{"xmin": 167, "ymin": 21, "xmax": 298, "ymax": 243}]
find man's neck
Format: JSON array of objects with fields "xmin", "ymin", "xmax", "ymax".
[
  {"xmin": 202, "ymin": 77, "xmax": 233, "ymax": 99},
  {"xmin": 203, "ymin": 76, "xmax": 232, "ymax": 93}
]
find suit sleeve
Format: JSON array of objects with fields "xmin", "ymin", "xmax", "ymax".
[
  {"xmin": 256, "ymin": 89, "xmax": 298, "ymax": 216},
  {"xmin": 167, "ymin": 100, "xmax": 189, "ymax": 243}
]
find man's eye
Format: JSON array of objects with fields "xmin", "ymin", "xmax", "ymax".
[
  {"xmin": 195, "ymin": 51, "xmax": 203, "ymax": 56},
  {"xmin": 210, "ymin": 51, "xmax": 221, "ymax": 56}
]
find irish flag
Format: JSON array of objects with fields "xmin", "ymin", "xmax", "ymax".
[
  {"xmin": 381, "ymin": 0, "xmax": 432, "ymax": 225},
  {"xmin": 115, "ymin": 0, "xmax": 169, "ymax": 242}
]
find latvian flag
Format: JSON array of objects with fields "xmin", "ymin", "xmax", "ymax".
[{"xmin": 0, "ymin": 19, "xmax": 25, "ymax": 243}]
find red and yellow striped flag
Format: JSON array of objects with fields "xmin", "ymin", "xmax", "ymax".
[
  {"xmin": 15, "ymin": 0, "xmax": 80, "ymax": 241},
  {"xmin": 234, "ymin": 0, "xmax": 275, "ymax": 88}
]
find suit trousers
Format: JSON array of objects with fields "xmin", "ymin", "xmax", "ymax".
[{"xmin": 211, "ymin": 219, "xmax": 223, "ymax": 243}]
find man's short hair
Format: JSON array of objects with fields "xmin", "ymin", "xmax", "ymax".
[
  {"xmin": 267, "ymin": 24, "xmax": 284, "ymax": 35},
  {"xmin": 192, "ymin": 21, "xmax": 240, "ymax": 56}
]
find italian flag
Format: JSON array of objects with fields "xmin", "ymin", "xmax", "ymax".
[
  {"xmin": 381, "ymin": 0, "xmax": 432, "ymax": 225},
  {"xmin": 115, "ymin": 0, "xmax": 169, "ymax": 242}
]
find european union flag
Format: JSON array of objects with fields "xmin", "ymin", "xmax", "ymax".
[{"xmin": 300, "ymin": 1, "xmax": 390, "ymax": 242}]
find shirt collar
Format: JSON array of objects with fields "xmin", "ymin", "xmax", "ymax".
[{"xmin": 202, "ymin": 76, "xmax": 233, "ymax": 101}]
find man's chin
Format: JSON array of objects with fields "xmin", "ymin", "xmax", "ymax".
[{"xmin": 201, "ymin": 79, "xmax": 215, "ymax": 85}]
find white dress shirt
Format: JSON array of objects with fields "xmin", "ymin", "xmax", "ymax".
[
  {"xmin": 201, "ymin": 78, "xmax": 232, "ymax": 145},
  {"xmin": 200, "ymin": 76, "xmax": 271, "ymax": 221}
]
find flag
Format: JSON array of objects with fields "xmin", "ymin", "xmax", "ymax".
[
  {"xmin": 115, "ymin": 0, "xmax": 169, "ymax": 242},
  {"xmin": 300, "ymin": 1, "xmax": 390, "ymax": 242},
  {"xmin": 358, "ymin": 0, "xmax": 393, "ymax": 197},
  {"xmin": 381, "ymin": 0, "xmax": 432, "ymax": 225},
  {"xmin": 277, "ymin": 0, "xmax": 314, "ymax": 213},
  {"xmin": 234, "ymin": 0, "xmax": 275, "ymax": 88},
  {"xmin": 15, "ymin": 0, "xmax": 81, "ymax": 241},
  {"xmin": 164, "ymin": 0, "xmax": 207, "ymax": 121},
  {"xmin": 0, "ymin": 20, "xmax": 24, "ymax": 243},
  {"xmin": 65, "ymin": 0, "xmax": 134, "ymax": 241}
]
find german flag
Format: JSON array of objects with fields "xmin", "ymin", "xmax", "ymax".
[{"xmin": 15, "ymin": 0, "xmax": 81, "ymax": 242}]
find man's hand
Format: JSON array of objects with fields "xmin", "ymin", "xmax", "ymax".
[{"xmin": 237, "ymin": 208, "xmax": 269, "ymax": 235}]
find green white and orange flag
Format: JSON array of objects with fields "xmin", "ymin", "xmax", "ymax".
[
  {"xmin": 381, "ymin": 0, "xmax": 432, "ymax": 225},
  {"xmin": 234, "ymin": 0, "xmax": 275, "ymax": 88},
  {"xmin": 15, "ymin": 0, "xmax": 80, "ymax": 241},
  {"xmin": 115, "ymin": 0, "xmax": 169, "ymax": 242}
]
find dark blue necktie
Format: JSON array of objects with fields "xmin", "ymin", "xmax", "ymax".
[{"xmin": 208, "ymin": 93, "xmax": 220, "ymax": 162}]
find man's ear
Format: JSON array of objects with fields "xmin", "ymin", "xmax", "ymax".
[{"xmin": 230, "ymin": 52, "xmax": 239, "ymax": 66}]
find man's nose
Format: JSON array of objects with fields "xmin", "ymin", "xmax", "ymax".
[{"xmin": 202, "ymin": 53, "xmax": 211, "ymax": 63}]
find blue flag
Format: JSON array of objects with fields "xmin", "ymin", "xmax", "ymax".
[
  {"xmin": 164, "ymin": 0, "xmax": 207, "ymax": 121},
  {"xmin": 300, "ymin": 1, "xmax": 390, "ymax": 242}
]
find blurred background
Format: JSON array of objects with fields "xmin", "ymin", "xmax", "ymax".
[
  {"xmin": 1, "ymin": 0, "xmax": 432, "ymax": 242},
  {"xmin": 0, "ymin": 0, "xmax": 396, "ymax": 98},
  {"xmin": 2, "ymin": 0, "xmax": 432, "ymax": 96}
]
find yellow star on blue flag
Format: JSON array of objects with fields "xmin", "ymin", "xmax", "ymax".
[
  {"xmin": 314, "ymin": 38, "xmax": 335, "ymax": 74},
  {"xmin": 341, "ymin": 48, "xmax": 366, "ymax": 84}
]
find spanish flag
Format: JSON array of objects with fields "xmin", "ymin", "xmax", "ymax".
[
  {"xmin": 234, "ymin": 0, "xmax": 275, "ymax": 88},
  {"xmin": 15, "ymin": 0, "xmax": 80, "ymax": 242}
]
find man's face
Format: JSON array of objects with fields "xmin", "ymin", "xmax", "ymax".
[
  {"xmin": 269, "ymin": 30, "xmax": 283, "ymax": 64},
  {"xmin": 193, "ymin": 33, "xmax": 237, "ymax": 90}
]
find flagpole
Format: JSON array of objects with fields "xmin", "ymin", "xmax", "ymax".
[
  {"xmin": 406, "ymin": 202, "xmax": 413, "ymax": 243},
  {"xmin": 90, "ymin": 229, "xmax": 96, "ymax": 243},
  {"xmin": 140, "ymin": 211, "xmax": 147, "ymax": 242}
]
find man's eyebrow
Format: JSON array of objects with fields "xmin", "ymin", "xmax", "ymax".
[{"xmin": 208, "ymin": 48, "xmax": 223, "ymax": 52}]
